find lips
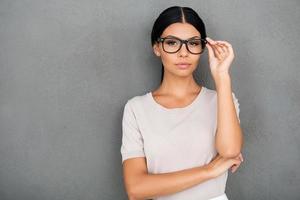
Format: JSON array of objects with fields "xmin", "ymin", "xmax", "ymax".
[
  {"xmin": 176, "ymin": 62, "xmax": 191, "ymax": 65},
  {"xmin": 175, "ymin": 62, "xmax": 191, "ymax": 69}
]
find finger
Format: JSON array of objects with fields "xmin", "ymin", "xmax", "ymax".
[
  {"xmin": 213, "ymin": 43, "xmax": 224, "ymax": 55},
  {"xmin": 206, "ymin": 37, "xmax": 217, "ymax": 45},
  {"xmin": 231, "ymin": 165, "xmax": 236, "ymax": 173},
  {"xmin": 236, "ymin": 152, "xmax": 243, "ymax": 162},
  {"xmin": 218, "ymin": 43, "xmax": 229, "ymax": 55},
  {"xmin": 240, "ymin": 153, "xmax": 244, "ymax": 162},
  {"xmin": 206, "ymin": 38, "xmax": 226, "ymax": 57},
  {"xmin": 227, "ymin": 158, "xmax": 241, "ymax": 171},
  {"xmin": 216, "ymin": 42, "xmax": 230, "ymax": 55},
  {"xmin": 216, "ymin": 44, "xmax": 231, "ymax": 59},
  {"xmin": 212, "ymin": 42, "xmax": 228, "ymax": 58},
  {"xmin": 230, "ymin": 163, "xmax": 237, "ymax": 172},
  {"xmin": 206, "ymin": 42, "xmax": 216, "ymax": 59},
  {"xmin": 231, "ymin": 165, "xmax": 239, "ymax": 173},
  {"xmin": 207, "ymin": 42, "xmax": 222, "ymax": 58},
  {"xmin": 232, "ymin": 158, "xmax": 242, "ymax": 166},
  {"xmin": 235, "ymin": 162, "xmax": 241, "ymax": 171},
  {"xmin": 215, "ymin": 40, "xmax": 231, "ymax": 47},
  {"xmin": 215, "ymin": 40, "xmax": 234, "ymax": 56},
  {"xmin": 213, "ymin": 46, "xmax": 223, "ymax": 59},
  {"xmin": 231, "ymin": 162, "xmax": 241, "ymax": 173}
]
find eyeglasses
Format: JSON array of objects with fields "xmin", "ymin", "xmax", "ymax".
[{"xmin": 157, "ymin": 36, "xmax": 207, "ymax": 54}]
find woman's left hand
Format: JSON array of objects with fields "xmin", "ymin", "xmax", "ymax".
[
  {"xmin": 205, "ymin": 37, "xmax": 235, "ymax": 79},
  {"xmin": 230, "ymin": 152, "xmax": 244, "ymax": 173}
]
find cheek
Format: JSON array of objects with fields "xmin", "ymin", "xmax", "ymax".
[
  {"xmin": 193, "ymin": 56, "xmax": 201, "ymax": 64},
  {"xmin": 160, "ymin": 53, "xmax": 176, "ymax": 65},
  {"xmin": 189, "ymin": 54, "xmax": 201, "ymax": 63}
]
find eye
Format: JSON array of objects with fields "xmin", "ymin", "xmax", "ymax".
[
  {"xmin": 165, "ymin": 39, "xmax": 179, "ymax": 46},
  {"xmin": 188, "ymin": 40, "xmax": 201, "ymax": 46}
]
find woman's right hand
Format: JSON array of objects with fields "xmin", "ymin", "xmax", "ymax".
[{"xmin": 205, "ymin": 153, "xmax": 243, "ymax": 178}]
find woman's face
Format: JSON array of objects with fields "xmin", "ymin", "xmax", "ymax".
[{"xmin": 153, "ymin": 22, "xmax": 202, "ymax": 77}]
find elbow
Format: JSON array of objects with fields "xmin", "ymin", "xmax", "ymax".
[
  {"xmin": 126, "ymin": 184, "xmax": 139, "ymax": 200},
  {"xmin": 127, "ymin": 187, "xmax": 138, "ymax": 200},
  {"xmin": 216, "ymin": 132, "xmax": 244, "ymax": 159},
  {"xmin": 217, "ymin": 142, "xmax": 243, "ymax": 158},
  {"xmin": 125, "ymin": 173, "xmax": 148, "ymax": 200},
  {"xmin": 128, "ymin": 193, "xmax": 138, "ymax": 200},
  {"xmin": 127, "ymin": 183, "xmax": 145, "ymax": 200},
  {"xmin": 216, "ymin": 141, "xmax": 243, "ymax": 158},
  {"xmin": 218, "ymin": 149, "xmax": 241, "ymax": 158},
  {"xmin": 128, "ymin": 189, "xmax": 144, "ymax": 200}
]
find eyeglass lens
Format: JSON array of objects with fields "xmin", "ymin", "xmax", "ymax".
[{"xmin": 162, "ymin": 38, "xmax": 204, "ymax": 54}]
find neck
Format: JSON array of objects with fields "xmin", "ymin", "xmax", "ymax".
[{"xmin": 156, "ymin": 71, "xmax": 201, "ymax": 98}]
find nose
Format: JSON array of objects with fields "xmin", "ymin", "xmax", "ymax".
[{"xmin": 178, "ymin": 43, "xmax": 189, "ymax": 57}]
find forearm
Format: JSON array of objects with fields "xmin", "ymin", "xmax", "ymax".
[
  {"xmin": 128, "ymin": 165, "xmax": 212, "ymax": 200},
  {"xmin": 214, "ymin": 73, "xmax": 243, "ymax": 157}
]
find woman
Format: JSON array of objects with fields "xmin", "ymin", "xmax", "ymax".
[{"xmin": 121, "ymin": 6, "xmax": 244, "ymax": 200}]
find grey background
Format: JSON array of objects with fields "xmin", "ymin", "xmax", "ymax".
[{"xmin": 0, "ymin": 0, "xmax": 299, "ymax": 199}]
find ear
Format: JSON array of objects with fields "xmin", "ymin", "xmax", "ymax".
[{"xmin": 153, "ymin": 43, "xmax": 161, "ymax": 57}]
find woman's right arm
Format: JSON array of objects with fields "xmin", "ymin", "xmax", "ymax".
[{"xmin": 122, "ymin": 154, "xmax": 242, "ymax": 200}]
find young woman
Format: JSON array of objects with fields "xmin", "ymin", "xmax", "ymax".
[{"xmin": 120, "ymin": 6, "xmax": 244, "ymax": 200}]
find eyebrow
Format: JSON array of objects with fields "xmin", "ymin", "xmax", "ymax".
[{"xmin": 164, "ymin": 35, "xmax": 201, "ymax": 40}]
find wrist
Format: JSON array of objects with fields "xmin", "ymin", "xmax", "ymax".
[
  {"xmin": 202, "ymin": 164, "xmax": 215, "ymax": 179},
  {"xmin": 213, "ymin": 71, "xmax": 230, "ymax": 81},
  {"xmin": 213, "ymin": 73, "xmax": 231, "ymax": 90}
]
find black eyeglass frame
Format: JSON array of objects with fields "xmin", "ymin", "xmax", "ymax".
[{"xmin": 156, "ymin": 36, "xmax": 208, "ymax": 55}]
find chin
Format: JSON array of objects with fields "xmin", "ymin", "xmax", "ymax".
[{"xmin": 171, "ymin": 69, "xmax": 194, "ymax": 77}]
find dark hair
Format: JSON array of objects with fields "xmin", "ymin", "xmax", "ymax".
[{"xmin": 151, "ymin": 6, "xmax": 207, "ymax": 83}]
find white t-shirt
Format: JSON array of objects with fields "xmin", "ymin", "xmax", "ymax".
[{"xmin": 120, "ymin": 86, "xmax": 240, "ymax": 200}]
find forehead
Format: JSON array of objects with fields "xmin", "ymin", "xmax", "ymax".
[{"xmin": 161, "ymin": 22, "xmax": 201, "ymax": 39}]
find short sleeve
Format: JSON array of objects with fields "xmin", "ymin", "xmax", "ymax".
[
  {"xmin": 232, "ymin": 92, "xmax": 240, "ymax": 123},
  {"xmin": 120, "ymin": 100, "xmax": 146, "ymax": 163}
]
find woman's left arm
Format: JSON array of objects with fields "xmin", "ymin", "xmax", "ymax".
[{"xmin": 206, "ymin": 37, "xmax": 244, "ymax": 159}]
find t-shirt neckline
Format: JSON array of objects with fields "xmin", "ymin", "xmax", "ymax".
[{"xmin": 147, "ymin": 86, "xmax": 206, "ymax": 113}]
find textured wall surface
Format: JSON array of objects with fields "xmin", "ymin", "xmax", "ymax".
[{"xmin": 0, "ymin": 0, "xmax": 299, "ymax": 199}]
